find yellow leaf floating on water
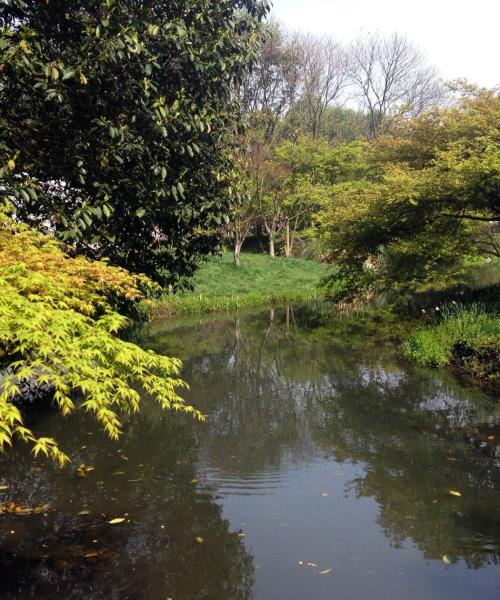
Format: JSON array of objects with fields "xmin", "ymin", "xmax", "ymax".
[
  {"xmin": 442, "ymin": 555, "xmax": 451, "ymax": 565},
  {"xmin": 195, "ymin": 536, "xmax": 204, "ymax": 544},
  {"xmin": 78, "ymin": 510, "xmax": 91, "ymax": 516},
  {"xmin": 76, "ymin": 464, "xmax": 95, "ymax": 477},
  {"xmin": 449, "ymin": 490, "xmax": 462, "ymax": 497},
  {"xmin": 108, "ymin": 517, "xmax": 126, "ymax": 525},
  {"xmin": 0, "ymin": 486, "xmax": 8, "ymax": 492},
  {"xmin": 319, "ymin": 568, "xmax": 333, "ymax": 575},
  {"xmin": 0, "ymin": 502, "xmax": 48, "ymax": 515}
]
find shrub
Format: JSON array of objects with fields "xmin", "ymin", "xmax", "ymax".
[
  {"xmin": 404, "ymin": 303, "xmax": 500, "ymax": 376},
  {"xmin": 0, "ymin": 212, "xmax": 202, "ymax": 465}
]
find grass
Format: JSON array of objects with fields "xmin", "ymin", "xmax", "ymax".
[
  {"xmin": 404, "ymin": 303, "xmax": 500, "ymax": 382},
  {"xmin": 152, "ymin": 252, "xmax": 328, "ymax": 316}
]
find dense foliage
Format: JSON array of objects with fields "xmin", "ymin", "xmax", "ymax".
[
  {"xmin": 0, "ymin": 210, "xmax": 202, "ymax": 465},
  {"xmin": 0, "ymin": 0, "xmax": 269, "ymax": 285},
  {"xmin": 319, "ymin": 89, "xmax": 500, "ymax": 300}
]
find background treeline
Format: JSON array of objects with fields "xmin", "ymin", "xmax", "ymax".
[{"xmin": 229, "ymin": 22, "xmax": 499, "ymax": 302}]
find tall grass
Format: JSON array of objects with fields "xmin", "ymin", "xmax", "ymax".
[{"xmin": 404, "ymin": 303, "xmax": 500, "ymax": 370}]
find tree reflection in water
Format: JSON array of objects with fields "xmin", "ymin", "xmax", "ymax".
[
  {"xmin": 149, "ymin": 306, "xmax": 500, "ymax": 569},
  {"xmin": 2, "ymin": 305, "xmax": 500, "ymax": 599},
  {"xmin": 0, "ymin": 414, "xmax": 254, "ymax": 599}
]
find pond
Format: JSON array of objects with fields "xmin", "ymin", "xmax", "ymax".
[{"xmin": 1, "ymin": 305, "xmax": 500, "ymax": 599}]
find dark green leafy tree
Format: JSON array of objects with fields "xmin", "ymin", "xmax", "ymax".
[{"xmin": 0, "ymin": 0, "xmax": 269, "ymax": 286}]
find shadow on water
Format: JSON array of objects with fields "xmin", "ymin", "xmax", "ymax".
[
  {"xmin": 1, "ymin": 304, "xmax": 500, "ymax": 598},
  {"xmin": 0, "ymin": 415, "xmax": 254, "ymax": 600}
]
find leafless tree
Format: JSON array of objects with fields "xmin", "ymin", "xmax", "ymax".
[
  {"xmin": 240, "ymin": 23, "xmax": 304, "ymax": 140},
  {"xmin": 348, "ymin": 32, "xmax": 445, "ymax": 138},
  {"xmin": 301, "ymin": 35, "xmax": 349, "ymax": 138}
]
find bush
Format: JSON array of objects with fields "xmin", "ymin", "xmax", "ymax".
[
  {"xmin": 404, "ymin": 303, "xmax": 500, "ymax": 378},
  {"xmin": 0, "ymin": 212, "xmax": 202, "ymax": 465}
]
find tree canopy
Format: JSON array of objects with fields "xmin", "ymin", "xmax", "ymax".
[
  {"xmin": 0, "ymin": 207, "xmax": 203, "ymax": 465},
  {"xmin": 0, "ymin": 0, "xmax": 269, "ymax": 286},
  {"xmin": 319, "ymin": 88, "xmax": 500, "ymax": 299}
]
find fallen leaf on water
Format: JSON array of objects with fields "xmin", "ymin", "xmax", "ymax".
[
  {"xmin": 78, "ymin": 510, "xmax": 91, "ymax": 516},
  {"xmin": 84, "ymin": 551, "xmax": 99, "ymax": 559},
  {"xmin": 0, "ymin": 486, "xmax": 8, "ymax": 492},
  {"xmin": 442, "ymin": 555, "xmax": 451, "ymax": 565},
  {"xmin": 76, "ymin": 464, "xmax": 95, "ymax": 477},
  {"xmin": 449, "ymin": 490, "xmax": 462, "ymax": 497},
  {"xmin": 318, "ymin": 568, "xmax": 333, "ymax": 575},
  {"xmin": 0, "ymin": 502, "xmax": 48, "ymax": 515},
  {"xmin": 108, "ymin": 517, "xmax": 126, "ymax": 525},
  {"xmin": 112, "ymin": 471, "xmax": 125, "ymax": 476},
  {"xmin": 446, "ymin": 457, "xmax": 458, "ymax": 463},
  {"xmin": 191, "ymin": 479, "xmax": 199, "ymax": 484},
  {"xmin": 487, "ymin": 435, "xmax": 495, "ymax": 441},
  {"xmin": 120, "ymin": 455, "xmax": 129, "ymax": 461},
  {"xmin": 195, "ymin": 536, "xmax": 204, "ymax": 544},
  {"xmin": 306, "ymin": 562, "xmax": 318, "ymax": 567}
]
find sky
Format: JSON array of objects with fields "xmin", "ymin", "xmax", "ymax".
[{"xmin": 270, "ymin": 0, "xmax": 500, "ymax": 88}]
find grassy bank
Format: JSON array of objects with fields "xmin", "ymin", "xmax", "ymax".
[
  {"xmin": 404, "ymin": 304, "xmax": 500, "ymax": 384},
  {"xmin": 152, "ymin": 253, "xmax": 328, "ymax": 316}
]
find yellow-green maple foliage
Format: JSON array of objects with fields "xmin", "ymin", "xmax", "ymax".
[{"xmin": 0, "ymin": 211, "xmax": 202, "ymax": 466}]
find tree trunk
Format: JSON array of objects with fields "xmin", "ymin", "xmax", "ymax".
[
  {"xmin": 284, "ymin": 220, "xmax": 291, "ymax": 258},
  {"xmin": 269, "ymin": 236, "xmax": 275, "ymax": 258},
  {"xmin": 234, "ymin": 240, "xmax": 243, "ymax": 267}
]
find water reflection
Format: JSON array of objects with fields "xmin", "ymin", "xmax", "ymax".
[
  {"xmin": 1, "ymin": 306, "xmax": 500, "ymax": 599},
  {"xmin": 0, "ymin": 416, "xmax": 254, "ymax": 599}
]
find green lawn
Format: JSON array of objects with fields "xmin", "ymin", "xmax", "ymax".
[
  {"xmin": 152, "ymin": 252, "xmax": 328, "ymax": 316},
  {"xmin": 190, "ymin": 252, "xmax": 327, "ymax": 296}
]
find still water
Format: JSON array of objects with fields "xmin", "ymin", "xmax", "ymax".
[{"xmin": 1, "ymin": 306, "xmax": 500, "ymax": 599}]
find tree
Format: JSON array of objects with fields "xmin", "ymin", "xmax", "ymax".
[
  {"xmin": 275, "ymin": 136, "xmax": 334, "ymax": 257},
  {"xmin": 320, "ymin": 88, "xmax": 500, "ymax": 300},
  {"xmin": 0, "ymin": 0, "xmax": 269, "ymax": 286},
  {"xmin": 256, "ymin": 152, "xmax": 289, "ymax": 257},
  {"xmin": 0, "ymin": 207, "xmax": 202, "ymax": 464},
  {"xmin": 239, "ymin": 21, "xmax": 303, "ymax": 141},
  {"xmin": 301, "ymin": 35, "xmax": 348, "ymax": 138},
  {"xmin": 348, "ymin": 32, "xmax": 444, "ymax": 138},
  {"xmin": 227, "ymin": 159, "xmax": 258, "ymax": 267}
]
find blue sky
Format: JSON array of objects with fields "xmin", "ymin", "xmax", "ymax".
[{"xmin": 270, "ymin": 0, "xmax": 499, "ymax": 88}]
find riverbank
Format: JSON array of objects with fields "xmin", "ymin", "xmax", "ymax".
[
  {"xmin": 149, "ymin": 254, "xmax": 499, "ymax": 391},
  {"xmin": 150, "ymin": 253, "xmax": 327, "ymax": 317},
  {"xmin": 405, "ymin": 304, "xmax": 500, "ymax": 386}
]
